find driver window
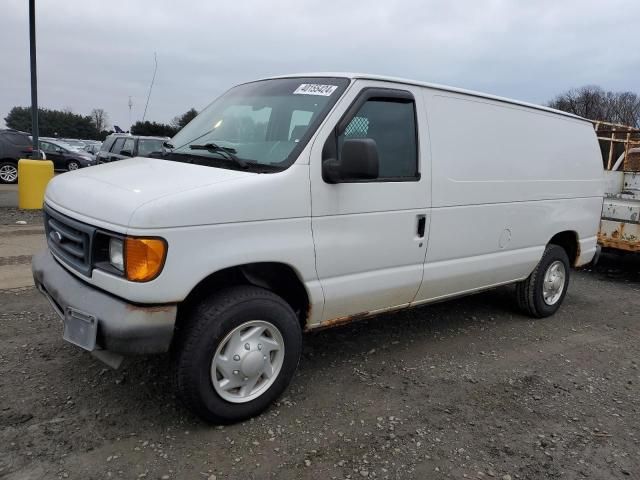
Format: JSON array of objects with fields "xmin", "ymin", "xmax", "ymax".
[{"xmin": 339, "ymin": 97, "xmax": 418, "ymax": 180}]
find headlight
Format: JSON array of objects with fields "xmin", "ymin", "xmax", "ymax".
[{"xmin": 109, "ymin": 238, "xmax": 124, "ymax": 271}]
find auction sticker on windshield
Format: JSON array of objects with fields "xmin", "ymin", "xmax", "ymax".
[{"xmin": 293, "ymin": 84, "xmax": 338, "ymax": 96}]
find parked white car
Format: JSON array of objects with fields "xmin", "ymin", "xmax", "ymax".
[{"xmin": 32, "ymin": 73, "xmax": 604, "ymax": 423}]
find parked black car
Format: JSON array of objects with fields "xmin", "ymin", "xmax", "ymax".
[
  {"xmin": 39, "ymin": 139, "xmax": 95, "ymax": 171},
  {"xmin": 96, "ymin": 135, "xmax": 168, "ymax": 163},
  {"xmin": 0, "ymin": 129, "xmax": 35, "ymax": 184}
]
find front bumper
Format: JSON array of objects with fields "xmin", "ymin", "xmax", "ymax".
[{"xmin": 32, "ymin": 250, "xmax": 177, "ymax": 355}]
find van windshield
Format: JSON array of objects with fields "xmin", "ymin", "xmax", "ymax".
[{"xmin": 169, "ymin": 77, "xmax": 349, "ymax": 172}]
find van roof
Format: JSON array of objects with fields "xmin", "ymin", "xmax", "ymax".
[{"xmin": 264, "ymin": 72, "xmax": 586, "ymax": 122}]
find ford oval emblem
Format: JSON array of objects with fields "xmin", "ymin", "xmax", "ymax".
[{"xmin": 53, "ymin": 231, "xmax": 63, "ymax": 243}]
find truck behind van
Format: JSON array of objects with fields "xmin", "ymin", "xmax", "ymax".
[
  {"xmin": 594, "ymin": 120, "xmax": 640, "ymax": 252},
  {"xmin": 32, "ymin": 73, "xmax": 604, "ymax": 423}
]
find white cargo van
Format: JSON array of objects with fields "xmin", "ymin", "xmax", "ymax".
[{"xmin": 33, "ymin": 74, "xmax": 604, "ymax": 423}]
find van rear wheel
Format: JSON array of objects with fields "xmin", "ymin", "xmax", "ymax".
[
  {"xmin": 173, "ymin": 285, "xmax": 302, "ymax": 424},
  {"xmin": 516, "ymin": 244, "xmax": 570, "ymax": 318}
]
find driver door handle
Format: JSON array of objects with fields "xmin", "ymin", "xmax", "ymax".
[{"xmin": 416, "ymin": 215, "xmax": 426, "ymax": 238}]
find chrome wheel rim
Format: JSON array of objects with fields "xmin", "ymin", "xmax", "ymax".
[
  {"xmin": 68, "ymin": 162, "xmax": 80, "ymax": 170},
  {"xmin": 0, "ymin": 164, "xmax": 17, "ymax": 182},
  {"xmin": 542, "ymin": 260, "xmax": 566, "ymax": 305},
  {"xmin": 211, "ymin": 320, "xmax": 285, "ymax": 403}
]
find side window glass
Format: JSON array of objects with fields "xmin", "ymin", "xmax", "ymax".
[
  {"xmin": 100, "ymin": 139, "xmax": 112, "ymax": 151},
  {"xmin": 339, "ymin": 98, "xmax": 418, "ymax": 179},
  {"xmin": 122, "ymin": 138, "xmax": 135, "ymax": 152},
  {"xmin": 343, "ymin": 116, "xmax": 369, "ymax": 138},
  {"xmin": 6, "ymin": 133, "xmax": 28, "ymax": 145},
  {"xmin": 111, "ymin": 138, "xmax": 126, "ymax": 153}
]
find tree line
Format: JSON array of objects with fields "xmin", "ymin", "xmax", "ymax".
[
  {"xmin": 547, "ymin": 86, "xmax": 640, "ymax": 127},
  {"xmin": 130, "ymin": 108, "xmax": 198, "ymax": 137},
  {"xmin": 3, "ymin": 106, "xmax": 198, "ymax": 140},
  {"xmin": 4, "ymin": 107, "xmax": 111, "ymax": 140}
]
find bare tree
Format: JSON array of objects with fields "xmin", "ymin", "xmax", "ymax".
[
  {"xmin": 548, "ymin": 86, "xmax": 640, "ymax": 127},
  {"xmin": 90, "ymin": 108, "xmax": 109, "ymax": 133},
  {"xmin": 612, "ymin": 92, "xmax": 640, "ymax": 126}
]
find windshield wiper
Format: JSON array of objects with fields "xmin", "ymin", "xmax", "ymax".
[
  {"xmin": 160, "ymin": 151, "xmax": 282, "ymax": 173},
  {"xmin": 189, "ymin": 143, "xmax": 247, "ymax": 169}
]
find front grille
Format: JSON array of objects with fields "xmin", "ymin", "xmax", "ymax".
[{"xmin": 44, "ymin": 205, "xmax": 96, "ymax": 276}]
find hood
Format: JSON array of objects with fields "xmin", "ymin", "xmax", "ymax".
[{"xmin": 45, "ymin": 157, "xmax": 252, "ymax": 228}]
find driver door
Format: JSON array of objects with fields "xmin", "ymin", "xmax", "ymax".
[{"xmin": 310, "ymin": 81, "xmax": 431, "ymax": 323}]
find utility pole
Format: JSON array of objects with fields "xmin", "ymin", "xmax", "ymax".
[
  {"xmin": 128, "ymin": 96, "xmax": 133, "ymax": 129},
  {"xmin": 29, "ymin": 0, "xmax": 40, "ymax": 159},
  {"xmin": 142, "ymin": 52, "xmax": 157, "ymax": 122}
]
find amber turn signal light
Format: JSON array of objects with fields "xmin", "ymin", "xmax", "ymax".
[{"xmin": 124, "ymin": 237, "xmax": 167, "ymax": 282}]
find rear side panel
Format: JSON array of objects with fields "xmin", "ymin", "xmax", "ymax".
[
  {"xmin": 427, "ymin": 93, "xmax": 603, "ymax": 207},
  {"xmin": 415, "ymin": 89, "xmax": 603, "ymax": 303}
]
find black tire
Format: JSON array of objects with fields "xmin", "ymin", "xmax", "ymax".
[
  {"xmin": 173, "ymin": 285, "xmax": 302, "ymax": 424},
  {"xmin": 67, "ymin": 160, "xmax": 80, "ymax": 171},
  {"xmin": 516, "ymin": 244, "xmax": 570, "ymax": 318},
  {"xmin": 0, "ymin": 161, "xmax": 18, "ymax": 184}
]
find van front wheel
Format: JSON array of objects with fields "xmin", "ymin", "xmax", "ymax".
[
  {"xmin": 516, "ymin": 244, "xmax": 570, "ymax": 318},
  {"xmin": 173, "ymin": 286, "xmax": 302, "ymax": 424}
]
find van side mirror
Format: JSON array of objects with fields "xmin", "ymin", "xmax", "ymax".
[
  {"xmin": 120, "ymin": 149, "xmax": 133, "ymax": 157},
  {"xmin": 322, "ymin": 138, "xmax": 379, "ymax": 183}
]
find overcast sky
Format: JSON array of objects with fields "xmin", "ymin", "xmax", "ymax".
[{"xmin": 2, "ymin": 0, "xmax": 639, "ymax": 131}]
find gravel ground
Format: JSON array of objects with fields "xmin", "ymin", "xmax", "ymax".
[
  {"xmin": 0, "ymin": 207, "xmax": 44, "ymax": 226},
  {"xmin": 1, "ymin": 253, "xmax": 639, "ymax": 480}
]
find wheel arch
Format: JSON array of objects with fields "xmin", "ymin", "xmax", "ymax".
[
  {"xmin": 548, "ymin": 230, "xmax": 579, "ymax": 267},
  {"xmin": 177, "ymin": 262, "xmax": 311, "ymax": 331}
]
